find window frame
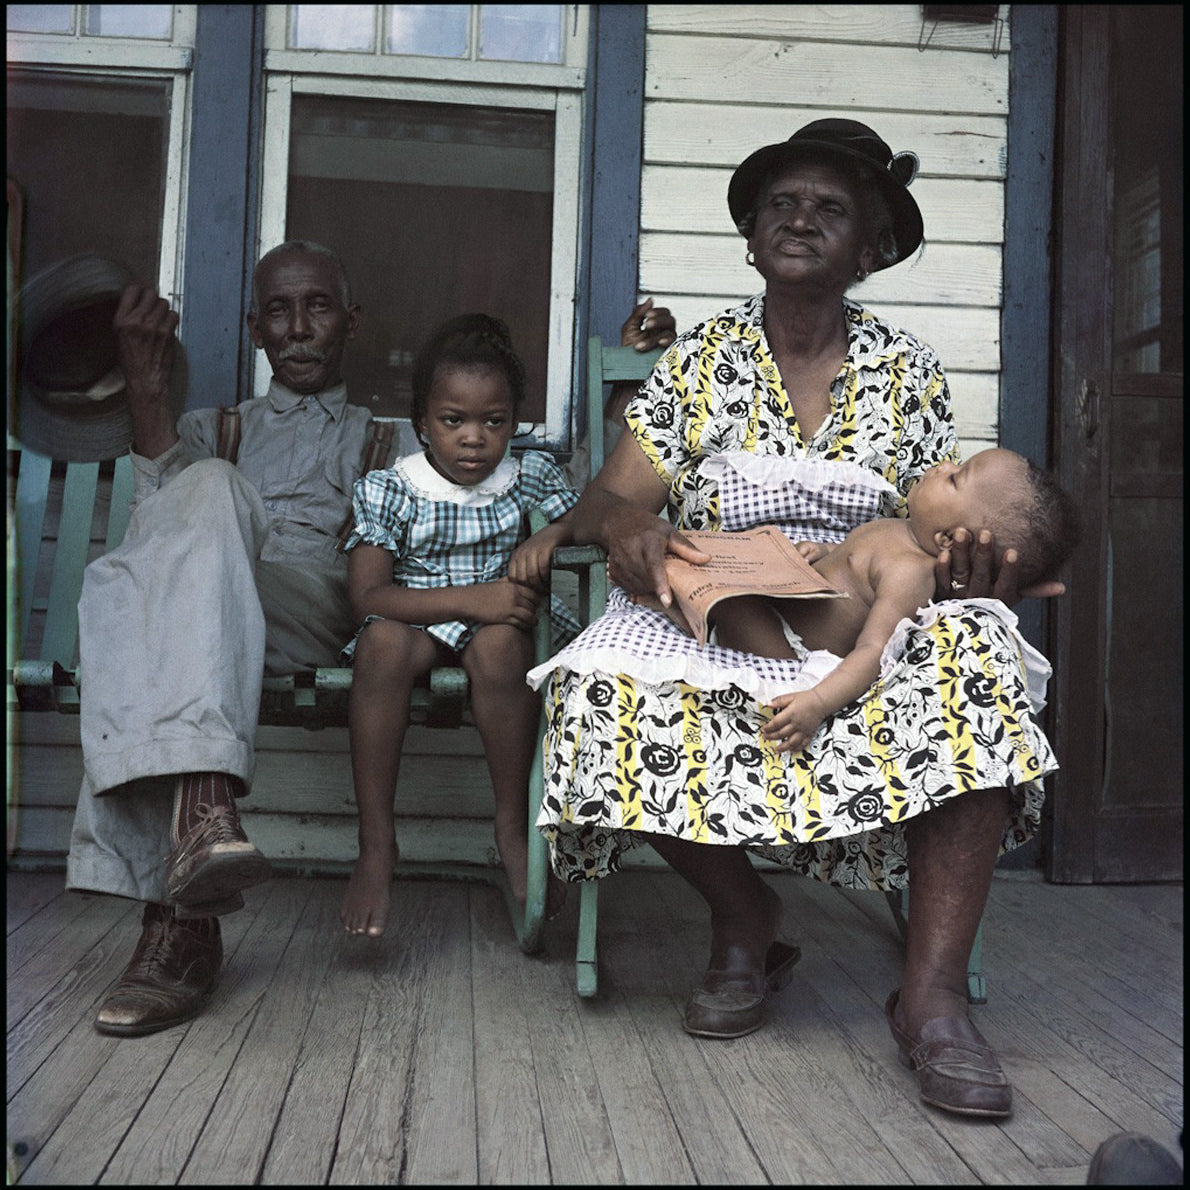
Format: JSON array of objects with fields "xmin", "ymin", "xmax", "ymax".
[
  {"xmin": 263, "ymin": 5, "xmax": 588, "ymax": 89},
  {"xmin": 5, "ymin": 5, "xmax": 197, "ymax": 69},
  {"xmin": 256, "ymin": 69, "xmax": 585, "ymax": 447},
  {"xmin": 5, "ymin": 59, "xmax": 192, "ymax": 329}
]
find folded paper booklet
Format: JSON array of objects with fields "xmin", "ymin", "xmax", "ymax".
[{"xmin": 636, "ymin": 525, "xmax": 847, "ymax": 646}]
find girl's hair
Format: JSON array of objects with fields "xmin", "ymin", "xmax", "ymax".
[{"xmin": 410, "ymin": 313, "xmax": 526, "ymax": 440}]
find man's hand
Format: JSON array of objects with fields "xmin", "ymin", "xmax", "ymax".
[
  {"xmin": 620, "ymin": 297, "xmax": 676, "ymax": 353},
  {"xmin": 935, "ymin": 526, "xmax": 1066, "ymax": 605},
  {"xmin": 114, "ymin": 282, "xmax": 180, "ymax": 458}
]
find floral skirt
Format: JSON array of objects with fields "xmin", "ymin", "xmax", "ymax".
[{"xmin": 535, "ymin": 600, "xmax": 1055, "ymax": 891}]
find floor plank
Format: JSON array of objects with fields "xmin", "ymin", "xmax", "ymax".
[{"xmin": 6, "ymin": 868, "xmax": 1183, "ymax": 1186}]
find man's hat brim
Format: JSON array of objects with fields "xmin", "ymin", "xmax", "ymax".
[{"xmin": 12, "ymin": 254, "xmax": 187, "ymax": 462}]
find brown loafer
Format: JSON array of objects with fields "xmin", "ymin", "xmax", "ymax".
[
  {"xmin": 885, "ymin": 989, "xmax": 1012, "ymax": 1118},
  {"xmin": 166, "ymin": 802, "xmax": 271, "ymax": 913},
  {"xmin": 95, "ymin": 904, "xmax": 222, "ymax": 1037},
  {"xmin": 683, "ymin": 941, "xmax": 801, "ymax": 1039}
]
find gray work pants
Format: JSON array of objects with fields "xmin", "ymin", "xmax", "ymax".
[{"xmin": 66, "ymin": 459, "xmax": 354, "ymax": 903}]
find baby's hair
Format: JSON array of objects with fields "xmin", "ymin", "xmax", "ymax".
[
  {"xmin": 1008, "ymin": 461, "xmax": 1081, "ymax": 589},
  {"xmin": 410, "ymin": 313, "xmax": 526, "ymax": 442}
]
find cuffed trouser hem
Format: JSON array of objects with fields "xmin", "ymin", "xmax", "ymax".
[{"xmin": 84, "ymin": 739, "xmax": 256, "ymax": 800}]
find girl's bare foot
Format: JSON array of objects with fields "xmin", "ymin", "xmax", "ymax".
[{"xmin": 342, "ymin": 843, "xmax": 397, "ymax": 937}]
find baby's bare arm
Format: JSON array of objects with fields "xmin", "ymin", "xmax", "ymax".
[{"xmin": 762, "ymin": 556, "xmax": 933, "ymax": 752}]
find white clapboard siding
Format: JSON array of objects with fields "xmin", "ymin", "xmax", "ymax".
[
  {"xmin": 642, "ymin": 169, "xmax": 1005, "ymax": 244},
  {"xmin": 644, "ymin": 33, "xmax": 1008, "ymax": 113},
  {"xmin": 636, "ymin": 4, "xmax": 1011, "ymax": 446},
  {"xmin": 645, "ymin": 104, "xmax": 1008, "ymax": 178},
  {"xmin": 646, "ymin": 3, "xmax": 1012, "ymax": 54}
]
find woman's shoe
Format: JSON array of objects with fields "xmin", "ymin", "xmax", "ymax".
[
  {"xmin": 683, "ymin": 941, "xmax": 801, "ymax": 1039},
  {"xmin": 885, "ymin": 989, "xmax": 1012, "ymax": 1118}
]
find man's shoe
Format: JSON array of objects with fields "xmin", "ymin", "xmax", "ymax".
[
  {"xmin": 95, "ymin": 904, "xmax": 221, "ymax": 1037},
  {"xmin": 683, "ymin": 941, "xmax": 801, "ymax": 1039},
  {"xmin": 885, "ymin": 989, "xmax": 1012, "ymax": 1118},
  {"xmin": 166, "ymin": 802, "xmax": 271, "ymax": 913}
]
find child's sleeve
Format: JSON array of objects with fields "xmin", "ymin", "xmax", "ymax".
[
  {"xmin": 519, "ymin": 450, "xmax": 580, "ymax": 523},
  {"xmin": 343, "ymin": 469, "xmax": 410, "ymax": 554}
]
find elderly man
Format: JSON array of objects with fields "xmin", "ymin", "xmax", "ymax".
[
  {"xmin": 69, "ymin": 240, "xmax": 678, "ymax": 1037},
  {"xmin": 69, "ymin": 241, "xmax": 391, "ymax": 1036}
]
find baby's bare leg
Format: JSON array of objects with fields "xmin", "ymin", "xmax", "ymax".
[
  {"xmin": 344, "ymin": 620, "xmax": 443, "ymax": 937},
  {"xmin": 710, "ymin": 595, "xmax": 798, "ymax": 657},
  {"xmin": 464, "ymin": 624, "xmax": 562, "ymax": 913}
]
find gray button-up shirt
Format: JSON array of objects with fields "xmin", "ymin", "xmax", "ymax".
[{"xmin": 131, "ymin": 380, "xmax": 393, "ymax": 569}]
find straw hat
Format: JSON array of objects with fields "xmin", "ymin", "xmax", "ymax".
[{"xmin": 12, "ymin": 254, "xmax": 187, "ymax": 461}]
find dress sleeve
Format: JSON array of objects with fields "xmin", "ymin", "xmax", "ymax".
[
  {"xmin": 518, "ymin": 451, "xmax": 581, "ymax": 522},
  {"xmin": 624, "ymin": 342, "xmax": 690, "ymax": 486},
  {"xmin": 894, "ymin": 340, "xmax": 960, "ymax": 495},
  {"xmin": 344, "ymin": 469, "xmax": 410, "ymax": 554}
]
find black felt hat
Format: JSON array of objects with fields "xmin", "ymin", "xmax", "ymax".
[{"xmin": 727, "ymin": 118, "xmax": 924, "ymax": 269}]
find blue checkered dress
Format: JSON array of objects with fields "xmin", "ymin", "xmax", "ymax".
[{"xmin": 344, "ymin": 449, "xmax": 579, "ymax": 653}]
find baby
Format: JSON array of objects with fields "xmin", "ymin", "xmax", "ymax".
[{"xmin": 711, "ymin": 448, "xmax": 1079, "ymax": 753}]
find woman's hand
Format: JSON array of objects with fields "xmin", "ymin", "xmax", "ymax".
[
  {"xmin": 935, "ymin": 527, "xmax": 1066, "ymax": 604},
  {"xmin": 604, "ymin": 505, "xmax": 711, "ymax": 606}
]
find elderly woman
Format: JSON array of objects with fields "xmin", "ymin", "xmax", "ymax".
[{"xmin": 530, "ymin": 119, "xmax": 1063, "ymax": 1120}]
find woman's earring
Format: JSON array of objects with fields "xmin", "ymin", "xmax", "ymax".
[{"xmin": 746, "ymin": 250, "xmax": 756, "ymax": 266}]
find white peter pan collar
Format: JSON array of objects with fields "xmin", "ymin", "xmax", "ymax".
[{"xmin": 394, "ymin": 450, "xmax": 520, "ymax": 507}]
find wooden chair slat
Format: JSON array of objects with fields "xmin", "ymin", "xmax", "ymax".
[
  {"xmin": 41, "ymin": 460, "xmax": 99, "ymax": 665},
  {"xmin": 105, "ymin": 454, "xmax": 134, "ymax": 551},
  {"xmin": 13, "ymin": 446, "xmax": 53, "ymax": 653}
]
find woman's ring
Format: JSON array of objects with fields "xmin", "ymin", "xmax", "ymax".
[{"xmin": 951, "ymin": 579, "xmax": 965, "ymax": 592}]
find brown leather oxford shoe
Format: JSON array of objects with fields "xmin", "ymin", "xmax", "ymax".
[{"xmin": 95, "ymin": 903, "xmax": 222, "ymax": 1037}]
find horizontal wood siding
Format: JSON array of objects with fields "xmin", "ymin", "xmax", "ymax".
[{"xmin": 638, "ymin": 4, "xmax": 1011, "ymax": 456}]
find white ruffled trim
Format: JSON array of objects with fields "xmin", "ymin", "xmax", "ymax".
[
  {"xmin": 879, "ymin": 597, "xmax": 1053, "ymax": 713},
  {"xmin": 393, "ymin": 451, "xmax": 518, "ymax": 507},
  {"xmin": 526, "ymin": 636, "xmax": 842, "ymax": 704},
  {"xmin": 701, "ymin": 451, "xmax": 899, "ymax": 500}
]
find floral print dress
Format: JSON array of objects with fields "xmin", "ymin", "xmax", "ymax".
[{"xmin": 530, "ymin": 296, "xmax": 1056, "ymax": 890}]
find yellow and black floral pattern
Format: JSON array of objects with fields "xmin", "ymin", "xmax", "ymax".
[{"xmin": 536, "ymin": 296, "xmax": 1054, "ymax": 890}]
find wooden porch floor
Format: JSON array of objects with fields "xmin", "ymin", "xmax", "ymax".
[{"xmin": 6, "ymin": 866, "xmax": 1183, "ymax": 1185}]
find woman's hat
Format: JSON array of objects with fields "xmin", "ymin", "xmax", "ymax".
[
  {"xmin": 727, "ymin": 118, "xmax": 924, "ymax": 268},
  {"xmin": 12, "ymin": 253, "xmax": 187, "ymax": 461}
]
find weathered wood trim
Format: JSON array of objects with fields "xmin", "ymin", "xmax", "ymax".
[
  {"xmin": 1000, "ymin": 4, "xmax": 1058, "ymax": 654},
  {"xmin": 181, "ymin": 3, "xmax": 265, "ymax": 410}
]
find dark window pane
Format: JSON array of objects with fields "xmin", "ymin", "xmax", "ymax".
[
  {"xmin": 7, "ymin": 72, "xmax": 170, "ymax": 286},
  {"xmin": 286, "ymin": 93, "xmax": 555, "ymax": 420}
]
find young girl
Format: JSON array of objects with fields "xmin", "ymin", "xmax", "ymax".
[{"xmin": 340, "ymin": 314, "xmax": 577, "ymax": 937}]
